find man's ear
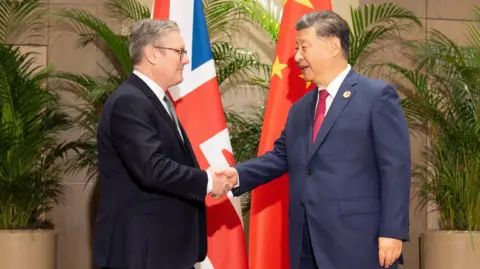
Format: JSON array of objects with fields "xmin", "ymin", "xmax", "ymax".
[
  {"xmin": 329, "ymin": 37, "xmax": 342, "ymax": 57},
  {"xmin": 144, "ymin": 45, "xmax": 157, "ymax": 64}
]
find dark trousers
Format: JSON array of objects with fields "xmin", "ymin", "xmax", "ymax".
[{"xmin": 300, "ymin": 214, "xmax": 319, "ymax": 269}]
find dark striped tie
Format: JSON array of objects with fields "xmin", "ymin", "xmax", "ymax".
[{"xmin": 163, "ymin": 95, "xmax": 183, "ymax": 141}]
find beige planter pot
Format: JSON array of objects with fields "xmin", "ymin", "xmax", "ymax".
[
  {"xmin": 421, "ymin": 230, "xmax": 480, "ymax": 269},
  {"xmin": 0, "ymin": 229, "xmax": 57, "ymax": 269}
]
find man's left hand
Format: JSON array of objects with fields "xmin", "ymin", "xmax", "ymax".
[{"xmin": 378, "ymin": 237, "xmax": 402, "ymax": 268}]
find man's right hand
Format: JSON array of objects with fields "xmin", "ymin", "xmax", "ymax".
[
  {"xmin": 209, "ymin": 170, "xmax": 233, "ymax": 199},
  {"xmin": 208, "ymin": 167, "xmax": 239, "ymax": 199}
]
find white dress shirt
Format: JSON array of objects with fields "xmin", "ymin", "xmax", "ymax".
[
  {"xmin": 132, "ymin": 70, "xmax": 214, "ymax": 193},
  {"xmin": 315, "ymin": 64, "xmax": 351, "ymax": 116},
  {"xmin": 133, "ymin": 70, "xmax": 184, "ymax": 140}
]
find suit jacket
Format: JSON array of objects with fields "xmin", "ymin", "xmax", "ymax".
[
  {"xmin": 92, "ymin": 73, "xmax": 208, "ymax": 269},
  {"xmin": 233, "ymin": 69, "xmax": 411, "ymax": 269}
]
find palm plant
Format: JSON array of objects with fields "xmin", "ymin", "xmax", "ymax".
[
  {"xmin": 381, "ymin": 8, "xmax": 480, "ymax": 231},
  {"xmin": 0, "ymin": 0, "xmax": 69, "ymax": 230},
  {"xmin": 0, "ymin": 44, "xmax": 71, "ymax": 229},
  {"xmin": 0, "ymin": 0, "xmax": 46, "ymax": 45},
  {"xmin": 348, "ymin": 2, "xmax": 422, "ymax": 73},
  {"xmin": 208, "ymin": 0, "xmax": 278, "ymax": 89}
]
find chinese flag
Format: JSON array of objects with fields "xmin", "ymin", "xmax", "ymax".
[{"xmin": 248, "ymin": 1, "xmax": 332, "ymax": 269}]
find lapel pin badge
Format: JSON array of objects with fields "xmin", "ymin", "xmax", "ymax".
[{"xmin": 343, "ymin": 91, "xmax": 351, "ymax": 98}]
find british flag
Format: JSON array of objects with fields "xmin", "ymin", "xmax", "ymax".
[{"xmin": 151, "ymin": 1, "xmax": 248, "ymax": 269}]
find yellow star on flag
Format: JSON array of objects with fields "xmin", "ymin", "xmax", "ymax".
[
  {"xmin": 299, "ymin": 74, "xmax": 311, "ymax": 88},
  {"xmin": 295, "ymin": 0, "xmax": 313, "ymax": 9},
  {"xmin": 285, "ymin": 0, "xmax": 313, "ymax": 8},
  {"xmin": 271, "ymin": 56, "xmax": 288, "ymax": 79}
]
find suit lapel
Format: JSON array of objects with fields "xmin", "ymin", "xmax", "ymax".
[
  {"xmin": 178, "ymin": 122, "xmax": 200, "ymax": 168},
  {"xmin": 126, "ymin": 74, "xmax": 189, "ymax": 155},
  {"xmin": 307, "ymin": 69, "xmax": 358, "ymax": 161},
  {"xmin": 303, "ymin": 89, "xmax": 319, "ymax": 154}
]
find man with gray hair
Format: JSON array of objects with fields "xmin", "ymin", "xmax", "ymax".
[
  {"xmin": 216, "ymin": 10, "xmax": 411, "ymax": 269},
  {"xmin": 92, "ymin": 19, "xmax": 231, "ymax": 269}
]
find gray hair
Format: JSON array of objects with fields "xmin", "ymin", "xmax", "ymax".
[
  {"xmin": 295, "ymin": 11, "xmax": 349, "ymax": 58},
  {"xmin": 129, "ymin": 19, "xmax": 180, "ymax": 65}
]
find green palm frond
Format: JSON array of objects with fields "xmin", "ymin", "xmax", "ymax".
[
  {"xmin": 400, "ymin": 29, "xmax": 480, "ymax": 119},
  {"xmin": 0, "ymin": 0, "xmax": 46, "ymax": 44},
  {"xmin": 54, "ymin": 9, "xmax": 132, "ymax": 76},
  {"xmin": 212, "ymin": 41, "xmax": 271, "ymax": 89},
  {"xmin": 104, "ymin": 0, "xmax": 150, "ymax": 23},
  {"xmin": 52, "ymin": 72, "xmax": 120, "ymax": 106},
  {"xmin": 203, "ymin": 0, "xmax": 249, "ymax": 41},
  {"xmin": 376, "ymin": 64, "xmax": 429, "ymax": 134},
  {"xmin": 349, "ymin": 2, "xmax": 422, "ymax": 71},
  {"xmin": 48, "ymin": 72, "xmax": 119, "ymax": 183},
  {"xmin": 226, "ymin": 106, "xmax": 264, "ymax": 163},
  {"xmin": 235, "ymin": 0, "xmax": 280, "ymax": 42},
  {"xmin": 466, "ymin": 7, "xmax": 480, "ymax": 47}
]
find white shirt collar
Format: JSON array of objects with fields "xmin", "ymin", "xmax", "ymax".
[
  {"xmin": 132, "ymin": 70, "xmax": 184, "ymax": 140},
  {"xmin": 133, "ymin": 70, "xmax": 166, "ymax": 102},
  {"xmin": 321, "ymin": 64, "xmax": 351, "ymax": 98}
]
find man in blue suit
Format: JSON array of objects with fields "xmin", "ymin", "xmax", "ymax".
[{"xmin": 216, "ymin": 10, "xmax": 411, "ymax": 269}]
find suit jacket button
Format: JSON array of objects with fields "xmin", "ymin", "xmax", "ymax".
[{"xmin": 306, "ymin": 169, "xmax": 312, "ymax": 175}]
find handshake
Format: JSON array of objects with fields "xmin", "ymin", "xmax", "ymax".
[{"xmin": 206, "ymin": 167, "xmax": 239, "ymax": 199}]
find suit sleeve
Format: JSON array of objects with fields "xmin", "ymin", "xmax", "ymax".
[
  {"xmin": 232, "ymin": 112, "xmax": 291, "ymax": 196},
  {"xmin": 110, "ymin": 95, "xmax": 207, "ymax": 202},
  {"xmin": 371, "ymin": 84, "xmax": 411, "ymax": 241}
]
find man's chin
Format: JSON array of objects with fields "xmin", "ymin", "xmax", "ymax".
[
  {"xmin": 302, "ymin": 76, "xmax": 314, "ymax": 83},
  {"xmin": 171, "ymin": 77, "xmax": 184, "ymax": 86}
]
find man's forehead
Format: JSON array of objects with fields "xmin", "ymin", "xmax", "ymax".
[
  {"xmin": 160, "ymin": 31, "xmax": 185, "ymax": 47},
  {"xmin": 296, "ymin": 28, "xmax": 315, "ymax": 39},
  {"xmin": 296, "ymin": 33, "xmax": 313, "ymax": 43}
]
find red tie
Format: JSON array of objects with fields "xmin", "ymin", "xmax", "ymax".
[{"xmin": 312, "ymin": 89, "xmax": 329, "ymax": 143}]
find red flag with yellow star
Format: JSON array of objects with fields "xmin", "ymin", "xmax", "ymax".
[{"xmin": 248, "ymin": 0, "xmax": 332, "ymax": 269}]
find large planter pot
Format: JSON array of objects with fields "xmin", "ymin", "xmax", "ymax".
[
  {"xmin": 421, "ymin": 230, "xmax": 480, "ymax": 269},
  {"xmin": 0, "ymin": 229, "xmax": 57, "ymax": 269}
]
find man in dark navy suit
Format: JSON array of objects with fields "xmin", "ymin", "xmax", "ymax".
[
  {"xmin": 92, "ymin": 19, "xmax": 231, "ymax": 269},
  {"xmin": 216, "ymin": 10, "xmax": 411, "ymax": 269}
]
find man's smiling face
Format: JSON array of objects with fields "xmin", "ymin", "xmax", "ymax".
[{"xmin": 294, "ymin": 27, "xmax": 337, "ymax": 85}]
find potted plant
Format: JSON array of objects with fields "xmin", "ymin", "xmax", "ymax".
[
  {"xmin": 384, "ymin": 9, "xmax": 480, "ymax": 267},
  {"xmin": 0, "ymin": 43, "xmax": 71, "ymax": 269}
]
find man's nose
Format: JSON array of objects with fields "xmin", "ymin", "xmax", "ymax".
[
  {"xmin": 294, "ymin": 50, "xmax": 302, "ymax": 62},
  {"xmin": 182, "ymin": 55, "xmax": 190, "ymax": 64}
]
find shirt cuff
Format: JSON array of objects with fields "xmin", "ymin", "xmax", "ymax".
[
  {"xmin": 234, "ymin": 170, "xmax": 240, "ymax": 188},
  {"xmin": 206, "ymin": 170, "xmax": 213, "ymax": 193}
]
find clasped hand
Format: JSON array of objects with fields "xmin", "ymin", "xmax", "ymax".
[{"xmin": 207, "ymin": 167, "xmax": 238, "ymax": 199}]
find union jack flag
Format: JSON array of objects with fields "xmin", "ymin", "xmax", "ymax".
[{"xmin": 151, "ymin": 1, "xmax": 248, "ymax": 268}]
